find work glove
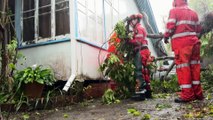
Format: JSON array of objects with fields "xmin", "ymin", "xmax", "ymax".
[{"xmin": 164, "ymin": 37, "xmax": 169, "ymax": 44}]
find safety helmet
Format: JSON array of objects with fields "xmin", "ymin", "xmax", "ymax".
[
  {"xmin": 136, "ymin": 13, "xmax": 143, "ymax": 19},
  {"xmin": 130, "ymin": 14, "xmax": 137, "ymax": 20},
  {"xmin": 173, "ymin": 0, "xmax": 187, "ymax": 7}
]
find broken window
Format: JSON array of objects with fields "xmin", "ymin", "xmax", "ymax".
[{"xmin": 21, "ymin": 0, "xmax": 70, "ymax": 45}]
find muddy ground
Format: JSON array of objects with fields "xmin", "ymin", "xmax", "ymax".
[{"xmin": 4, "ymin": 94, "xmax": 213, "ymax": 120}]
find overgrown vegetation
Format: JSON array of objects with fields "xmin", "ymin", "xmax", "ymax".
[
  {"xmin": 201, "ymin": 32, "xmax": 213, "ymax": 57},
  {"xmin": 201, "ymin": 64, "xmax": 213, "ymax": 91},
  {"xmin": 102, "ymin": 89, "xmax": 120, "ymax": 105},
  {"xmin": 151, "ymin": 75, "xmax": 179, "ymax": 94}
]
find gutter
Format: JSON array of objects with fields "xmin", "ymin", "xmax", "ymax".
[{"xmin": 63, "ymin": 0, "xmax": 78, "ymax": 91}]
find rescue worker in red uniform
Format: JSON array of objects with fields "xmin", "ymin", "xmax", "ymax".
[
  {"xmin": 164, "ymin": 0, "xmax": 203, "ymax": 103},
  {"xmin": 129, "ymin": 14, "xmax": 153, "ymax": 100}
]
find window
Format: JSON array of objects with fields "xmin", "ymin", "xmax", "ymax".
[
  {"xmin": 23, "ymin": 0, "xmax": 35, "ymax": 43},
  {"xmin": 55, "ymin": 0, "xmax": 70, "ymax": 36},
  {"xmin": 8, "ymin": 0, "xmax": 16, "ymax": 39},
  {"xmin": 77, "ymin": 0, "xmax": 104, "ymax": 43},
  {"xmin": 21, "ymin": 0, "xmax": 70, "ymax": 45},
  {"xmin": 104, "ymin": 0, "xmax": 119, "ymax": 40},
  {"xmin": 39, "ymin": 0, "xmax": 51, "ymax": 39}
]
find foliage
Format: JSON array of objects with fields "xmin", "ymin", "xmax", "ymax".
[
  {"xmin": 189, "ymin": 0, "xmax": 213, "ymax": 58},
  {"xmin": 155, "ymin": 103, "xmax": 172, "ymax": 111},
  {"xmin": 151, "ymin": 75, "xmax": 179, "ymax": 94},
  {"xmin": 182, "ymin": 103, "xmax": 213, "ymax": 119},
  {"xmin": 100, "ymin": 21, "xmax": 136, "ymax": 98},
  {"xmin": 189, "ymin": 0, "xmax": 213, "ymax": 17},
  {"xmin": 63, "ymin": 113, "xmax": 69, "ymax": 118},
  {"xmin": 102, "ymin": 89, "xmax": 120, "ymax": 105},
  {"xmin": 0, "ymin": 40, "xmax": 24, "ymax": 93},
  {"xmin": 200, "ymin": 32, "xmax": 213, "ymax": 57},
  {"xmin": 14, "ymin": 65, "xmax": 56, "ymax": 86},
  {"xmin": 127, "ymin": 108, "xmax": 141, "ymax": 116},
  {"xmin": 22, "ymin": 114, "xmax": 30, "ymax": 120},
  {"xmin": 141, "ymin": 114, "xmax": 151, "ymax": 120},
  {"xmin": 114, "ymin": 21, "xmax": 129, "ymax": 39},
  {"xmin": 201, "ymin": 64, "xmax": 213, "ymax": 91}
]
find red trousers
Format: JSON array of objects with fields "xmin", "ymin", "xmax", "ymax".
[
  {"xmin": 140, "ymin": 49, "xmax": 151, "ymax": 90},
  {"xmin": 172, "ymin": 36, "xmax": 203, "ymax": 101}
]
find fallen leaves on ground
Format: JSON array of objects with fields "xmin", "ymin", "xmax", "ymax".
[
  {"xmin": 127, "ymin": 108, "xmax": 141, "ymax": 116},
  {"xmin": 155, "ymin": 103, "xmax": 172, "ymax": 111},
  {"xmin": 141, "ymin": 113, "xmax": 151, "ymax": 120}
]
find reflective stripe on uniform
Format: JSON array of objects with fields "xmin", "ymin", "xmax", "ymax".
[
  {"xmin": 166, "ymin": 29, "xmax": 173, "ymax": 33},
  {"xmin": 176, "ymin": 63, "xmax": 189, "ymax": 69},
  {"xmin": 135, "ymin": 34, "xmax": 144, "ymax": 38},
  {"xmin": 168, "ymin": 19, "xmax": 176, "ymax": 23},
  {"xmin": 141, "ymin": 44, "xmax": 148, "ymax": 47},
  {"xmin": 192, "ymin": 81, "xmax": 200, "ymax": 85},
  {"xmin": 180, "ymin": 84, "xmax": 192, "ymax": 89},
  {"xmin": 190, "ymin": 60, "xmax": 200, "ymax": 65},
  {"xmin": 176, "ymin": 20, "xmax": 200, "ymax": 26},
  {"xmin": 172, "ymin": 32, "xmax": 197, "ymax": 39}
]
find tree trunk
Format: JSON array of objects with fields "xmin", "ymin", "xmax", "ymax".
[
  {"xmin": 1, "ymin": 27, "xmax": 8, "ymax": 82},
  {"xmin": 0, "ymin": 0, "xmax": 9, "ymax": 84}
]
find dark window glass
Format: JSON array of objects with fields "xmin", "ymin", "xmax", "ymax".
[
  {"xmin": 23, "ymin": 0, "xmax": 35, "ymax": 43},
  {"xmin": 39, "ymin": 0, "xmax": 51, "ymax": 39},
  {"xmin": 56, "ymin": 0, "xmax": 70, "ymax": 36}
]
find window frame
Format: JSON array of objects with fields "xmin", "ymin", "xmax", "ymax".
[
  {"xmin": 15, "ymin": 0, "xmax": 120, "ymax": 49},
  {"xmin": 16, "ymin": 0, "xmax": 70, "ymax": 47},
  {"xmin": 76, "ymin": 0, "xmax": 105, "ymax": 47},
  {"xmin": 75, "ymin": 0, "xmax": 119, "ymax": 49}
]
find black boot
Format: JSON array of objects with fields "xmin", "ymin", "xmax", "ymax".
[
  {"xmin": 174, "ymin": 98, "xmax": 189, "ymax": 103},
  {"xmin": 145, "ymin": 90, "xmax": 152, "ymax": 99},
  {"xmin": 131, "ymin": 89, "xmax": 146, "ymax": 101}
]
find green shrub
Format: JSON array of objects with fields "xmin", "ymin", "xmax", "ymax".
[
  {"xmin": 201, "ymin": 64, "xmax": 213, "ymax": 91},
  {"xmin": 14, "ymin": 65, "xmax": 56, "ymax": 86},
  {"xmin": 102, "ymin": 89, "xmax": 120, "ymax": 104},
  {"xmin": 100, "ymin": 21, "xmax": 136, "ymax": 99},
  {"xmin": 151, "ymin": 75, "xmax": 179, "ymax": 94}
]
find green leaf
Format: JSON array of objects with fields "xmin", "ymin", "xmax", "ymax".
[
  {"xmin": 141, "ymin": 114, "xmax": 151, "ymax": 120},
  {"xmin": 63, "ymin": 113, "xmax": 69, "ymax": 118},
  {"xmin": 9, "ymin": 63, "xmax": 16, "ymax": 70},
  {"xmin": 133, "ymin": 111, "xmax": 141, "ymax": 116},
  {"xmin": 183, "ymin": 112, "xmax": 193, "ymax": 118},
  {"xmin": 22, "ymin": 114, "xmax": 30, "ymax": 120},
  {"xmin": 127, "ymin": 108, "xmax": 137, "ymax": 114}
]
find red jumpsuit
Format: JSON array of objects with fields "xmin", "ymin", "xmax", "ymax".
[
  {"xmin": 130, "ymin": 23, "xmax": 151, "ymax": 91},
  {"xmin": 164, "ymin": 0, "xmax": 203, "ymax": 101}
]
